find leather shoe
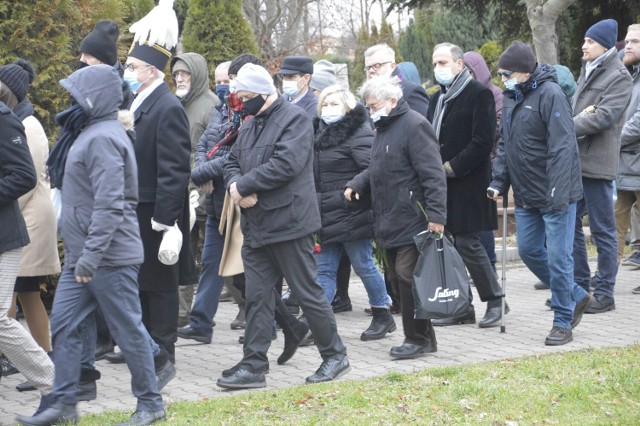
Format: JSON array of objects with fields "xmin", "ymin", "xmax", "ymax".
[
  {"xmin": 16, "ymin": 380, "xmax": 36, "ymax": 392},
  {"xmin": 217, "ymin": 368, "xmax": 266, "ymax": 389},
  {"xmin": 222, "ymin": 363, "xmax": 269, "ymax": 377},
  {"xmin": 533, "ymin": 281, "xmax": 550, "ymax": 290},
  {"xmin": 571, "ymin": 294, "xmax": 592, "ymax": 329},
  {"xmin": 585, "ymin": 294, "xmax": 615, "ymax": 314},
  {"xmin": 177, "ymin": 324, "xmax": 212, "ymax": 344},
  {"xmin": 331, "ymin": 295, "xmax": 352, "ymax": 313},
  {"xmin": 116, "ymin": 409, "xmax": 166, "ymax": 426},
  {"xmin": 545, "ymin": 326, "xmax": 572, "ymax": 346},
  {"xmin": 16, "ymin": 402, "xmax": 78, "ymax": 426},
  {"xmin": 155, "ymin": 359, "xmax": 176, "ymax": 391},
  {"xmin": 0, "ymin": 354, "xmax": 18, "ymax": 376},
  {"xmin": 77, "ymin": 380, "xmax": 97, "ymax": 402},
  {"xmin": 432, "ymin": 306, "xmax": 476, "ymax": 326},
  {"xmin": 305, "ymin": 354, "xmax": 350, "ymax": 384},
  {"xmin": 104, "ymin": 351, "xmax": 126, "ymax": 364},
  {"xmin": 278, "ymin": 319, "xmax": 309, "ymax": 365},
  {"xmin": 95, "ymin": 340, "xmax": 115, "ymax": 361},
  {"xmin": 390, "ymin": 341, "xmax": 437, "ymax": 359},
  {"xmin": 478, "ymin": 301, "xmax": 509, "ymax": 328}
]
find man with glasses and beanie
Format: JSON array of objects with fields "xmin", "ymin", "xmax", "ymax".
[{"xmin": 489, "ymin": 41, "xmax": 591, "ymax": 346}]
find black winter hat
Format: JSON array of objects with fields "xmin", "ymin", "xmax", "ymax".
[
  {"xmin": 498, "ymin": 41, "xmax": 537, "ymax": 73},
  {"xmin": 277, "ymin": 56, "xmax": 313, "ymax": 75},
  {"xmin": 80, "ymin": 20, "xmax": 120, "ymax": 65},
  {"xmin": 228, "ymin": 53, "xmax": 263, "ymax": 76},
  {"xmin": 585, "ymin": 19, "xmax": 618, "ymax": 50},
  {"xmin": 0, "ymin": 62, "xmax": 31, "ymax": 102}
]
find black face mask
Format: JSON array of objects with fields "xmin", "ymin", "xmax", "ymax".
[
  {"xmin": 242, "ymin": 94, "xmax": 266, "ymax": 116},
  {"xmin": 77, "ymin": 61, "xmax": 89, "ymax": 70}
]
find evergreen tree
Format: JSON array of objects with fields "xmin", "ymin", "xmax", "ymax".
[
  {"xmin": 398, "ymin": 9, "xmax": 433, "ymax": 83},
  {"xmin": 181, "ymin": 0, "xmax": 258, "ymax": 76},
  {"xmin": 350, "ymin": 25, "xmax": 371, "ymax": 92}
]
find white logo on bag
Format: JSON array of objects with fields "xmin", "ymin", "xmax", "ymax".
[{"xmin": 427, "ymin": 287, "xmax": 459, "ymax": 302}]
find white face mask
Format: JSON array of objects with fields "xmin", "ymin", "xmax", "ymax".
[
  {"xmin": 434, "ymin": 66, "xmax": 455, "ymax": 86},
  {"xmin": 370, "ymin": 104, "xmax": 388, "ymax": 123},
  {"xmin": 282, "ymin": 79, "xmax": 301, "ymax": 97},
  {"xmin": 504, "ymin": 77, "xmax": 518, "ymax": 91},
  {"xmin": 321, "ymin": 106, "xmax": 344, "ymax": 123}
]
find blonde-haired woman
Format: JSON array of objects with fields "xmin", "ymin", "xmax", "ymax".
[{"xmin": 312, "ymin": 85, "xmax": 395, "ymax": 341}]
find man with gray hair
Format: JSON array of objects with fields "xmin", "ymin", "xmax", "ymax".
[
  {"xmin": 219, "ymin": 63, "xmax": 349, "ymax": 389},
  {"xmin": 364, "ymin": 43, "xmax": 430, "ymax": 117},
  {"xmin": 427, "ymin": 42, "xmax": 506, "ymax": 328}
]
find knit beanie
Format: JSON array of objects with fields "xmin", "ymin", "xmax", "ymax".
[
  {"xmin": 235, "ymin": 63, "xmax": 276, "ymax": 95},
  {"xmin": 498, "ymin": 41, "xmax": 537, "ymax": 73},
  {"xmin": 585, "ymin": 19, "xmax": 618, "ymax": 50},
  {"xmin": 310, "ymin": 60, "xmax": 337, "ymax": 92},
  {"xmin": 80, "ymin": 20, "xmax": 120, "ymax": 65},
  {"xmin": 0, "ymin": 62, "xmax": 30, "ymax": 102}
]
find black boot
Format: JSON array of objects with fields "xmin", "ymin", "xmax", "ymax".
[
  {"xmin": 361, "ymin": 308, "xmax": 396, "ymax": 341},
  {"xmin": 16, "ymin": 401, "xmax": 78, "ymax": 426},
  {"xmin": 432, "ymin": 306, "xmax": 476, "ymax": 326},
  {"xmin": 77, "ymin": 367, "xmax": 101, "ymax": 401},
  {"xmin": 478, "ymin": 299, "xmax": 509, "ymax": 328},
  {"xmin": 275, "ymin": 291, "xmax": 309, "ymax": 364}
]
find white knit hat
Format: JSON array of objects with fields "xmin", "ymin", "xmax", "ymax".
[{"xmin": 235, "ymin": 63, "xmax": 276, "ymax": 95}]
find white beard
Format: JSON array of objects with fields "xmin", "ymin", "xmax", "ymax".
[{"xmin": 175, "ymin": 88, "xmax": 189, "ymax": 98}]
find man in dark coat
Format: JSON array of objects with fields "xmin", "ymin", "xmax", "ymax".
[
  {"xmin": 276, "ymin": 56, "xmax": 318, "ymax": 118},
  {"xmin": 427, "ymin": 42, "xmax": 505, "ymax": 328},
  {"xmin": 124, "ymin": 41, "xmax": 192, "ymax": 367},
  {"xmin": 489, "ymin": 41, "xmax": 590, "ymax": 346},
  {"xmin": 364, "ymin": 43, "xmax": 430, "ymax": 117},
  {"xmin": 219, "ymin": 63, "xmax": 349, "ymax": 389}
]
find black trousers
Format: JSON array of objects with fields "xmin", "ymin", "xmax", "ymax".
[
  {"xmin": 140, "ymin": 288, "xmax": 179, "ymax": 363},
  {"xmin": 386, "ymin": 244, "xmax": 436, "ymax": 346},
  {"xmin": 240, "ymin": 235, "xmax": 346, "ymax": 372},
  {"xmin": 453, "ymin": 232, "xmax": 502, "ymax": 302}
]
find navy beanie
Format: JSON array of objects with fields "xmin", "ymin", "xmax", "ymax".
[{"xmin": 585, "ymin": 19, "xmax": 618, "ymax": 50}]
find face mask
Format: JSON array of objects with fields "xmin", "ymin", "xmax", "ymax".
[
  {"xmin": 321, "ymin": 106, "xmax": 344, "ymax": 124},
  {"xmin": 229, "ymin": 80, "xmax": 237, "ymax": 93},
  {"xmin": 242, "ymin": 94, "xmax": 266, "ymax": 116},
  {"xmin": 124, "ymin": 69, "xmax": 142, "ymax": 93},
  {"xmin": 434, "ymin": 66, "xmax": 455, "ymax": 86},
  {"xmin": 77, "ymin": 61, "xmax": 89, "ymax": 70},
  {"xmin": 370, "ymin": 105, "xmax": 388, "ymax": 123},
  {"xmin": 504, "ymin": 77, "xmax": 518, "ymax": 91},
  {"xmin": 216, "ymin": 84, "xmax": 229, "ymax": 104},
  {"xmin": 282, "ymin": 79, "xmax": 301, "ymax": 97}
]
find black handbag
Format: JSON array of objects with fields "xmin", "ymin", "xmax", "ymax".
[{"xmin": 412, "ymin": 230, "xmax": 471, "ymax": 320}]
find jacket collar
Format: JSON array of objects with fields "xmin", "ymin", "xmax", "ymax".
[
  {"xmin": 374, "ymin": 98, "xmax": 410, "ymax": 130},
  {"xmin": 133, "ymin": 82, "xmax": 170, "ymax": 122}
]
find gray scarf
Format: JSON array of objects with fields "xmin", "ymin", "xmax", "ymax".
[{"xmin": 432, "ymin": 68, "xmax": 473, "ymax": 139}]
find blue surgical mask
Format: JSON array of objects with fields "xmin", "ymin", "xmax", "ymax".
[
  {"xmin": 216, "ymin": 84, "xmax": 229, "ymax": 104},
  {"xmin": 504, "ymin": 77, "xmax": 518, "ymax": 91},
  {"xmin": 124, "ymin": 69, "xmax": 142, "ymax": 93},
  {"xmin": 322, "ymin": 114, "xmax": 343, "ymax": 124},
  {"xmin": 370, "ymin": 107, "xmax": 388, "ymax": 123},
  {"xmin": 434, "ymin": 66, "xmax": 455, "ymax": 86},
  {"xmin": 282, "ymin": 79, "xmax": 301, "ymax": 97}
]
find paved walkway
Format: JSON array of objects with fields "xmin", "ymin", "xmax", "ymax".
[{"xmin": 1, "ymin": 262, "xmax": 639, "ymax": 425}]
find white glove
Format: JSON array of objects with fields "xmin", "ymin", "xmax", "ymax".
[
  {"xmin": 151, "ymin": 218, "xmax": 172, "ymax": 232},
  {"xmin": 158, "ymin": 223, "xmax": 183, "ymax": 265},
  {"xmin": 189, "ymin": 190, "xmax": 199, "ymax": 230}
]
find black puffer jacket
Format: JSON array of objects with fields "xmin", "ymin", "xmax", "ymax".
[
  {"xmin": 191, "ymin": 106, "xmax": 232, "ymax": 220},
  {"xmin": 491, "ymin": 64, "xmax": 582, "ymax": 212},
  {"xmin": 313, "ymin": 104, "xmax": 374, "ymax": 244}
]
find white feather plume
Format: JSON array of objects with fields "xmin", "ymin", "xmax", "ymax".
[{"xmin": 129, "ymin": 0, "xmax": 179, "ymax": 50}]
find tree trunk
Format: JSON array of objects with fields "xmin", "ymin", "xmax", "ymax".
[{"xmin": 526, "ymin": 0, "xmax": 577, "ymax": 65}]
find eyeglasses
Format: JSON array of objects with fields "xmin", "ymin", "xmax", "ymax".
[
  {"xmin": 172, "ymin": 70, "xmax": 191, "ymax": 80},
  {"xmin": 365, "ymin": 101, "xmax": 387, "ymax": 113},
  {"xmin": 497, "ymin": 71, "xmax": 514, "ymax": 78},
  {"xmin": 364, "ymin": 61, "xmax": 391, "ymax": 73},
  {"xmin": 124, "ymin": 63, "xmax": 151, "ymax": 72}
]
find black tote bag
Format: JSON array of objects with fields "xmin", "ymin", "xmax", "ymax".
[{"xmin": 412, "ymin": 230, "xmax": 471, "ymax": 320}]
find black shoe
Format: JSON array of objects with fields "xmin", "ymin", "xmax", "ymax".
[
  {"xmin": 222, "ymin": 363, "xmax": 269, "ymax": 377},
  {"xmin": 622, "ymin": 252, "xmax": 640, "ymax": 267},
  {"xmin": 177, "ymin": 324, "xmax": 212, "ymax": 344},
  {"xmin": 155, "ymin": 359, "xmax": 176, "ymax": 391},
  {"xmin": 478, "ymin": 301, "xmax": 509, "ymax": 328},
  {"xmin": 432, "ymin": 306, "xmax": 476, "ymax": 326},
  {"xmin": 545, "ymin": 326, "xmax": 573, "ymax": 346},
  {"xmin": 217, "ymin": 368, "xmax": 266, "ymax": 389},
  {"xmin": 77, "ymin": 380, "xmax": 97, "ymax": 401},
  {"xmin": 545, "ymin": 298, "xmax": 551, "ymax": 308},
  {"xmin": 585, "ymin": 294, "xmax": 615, "ymax": 314},
  {"xmin": 281, "ymin": 289, "xmax": 300, "ymax": 315},
  {"xmin": 390, "ymin": 341, "xmax": 437, "ymax": 359},
  {"xmin": 0, "ymin": 354, "xmax": 18, "ymax": 376},
  {"xmin": 571, "ymin": 294, "xmax": 592, "ymax": 329},
  {"xmin": 361, "ymin": 308, "xmax": 396, "ymax": 340},
  {"xmin": 16, "ymin": 380, "xmax": 36, "ymax": 392},
  {"xmin": 104, "ymin": 351, "xmax": 126, "ymax": 364},
  {"xmin": 116, "ymin": 409, "xmax": 166, "ymax": 426},
  {"xmin": 305, "ymin": 354, "xmax": 350, "ymax": 384},
  {"xmin": 230, "ymin": 305, "xmax": 246, "ymax": 330},
  {"xmin": 534, "ymin": 281, "xmax": 550, "ymax": 290},
  {"xmin": 278, "ymin": 319, "xmax": 310, "ymax": 365},
  {"xmin": 633, "ymin": 285, "xmax": 640, "ymax": 295},
  {"xmin": 95, "ymin": 341, "xmax": 115, "ymax": 361},
  {"xmin": 331, "ymin": 295, "xmax": 352, "ymax": 313},
  {"xmin": 16, "ymin": 402, "xmax": 78, "ymax": 426}
]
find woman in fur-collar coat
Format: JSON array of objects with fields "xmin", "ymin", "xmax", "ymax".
[{"xmin": 312, "ymin": 85, "xmax": 395, "ymax": 341}]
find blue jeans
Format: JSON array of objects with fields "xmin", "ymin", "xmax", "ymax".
[
  {"xmin": 515, "ymin": 203, "xmax": 588, "ymax": 330},
  {"xmin": 573, "ymin": 178, "xmax": 618, "ymax": 297},
  {"xmin": 316, "ymin": 239, "xmax": 391, "ymax": 308},
  {"xmin": 50, "ymin": 265, "xmax": 163, "ymax": 411},
  {"xmin": 188, "ymin": 216, "xmax": 225, "ymax": 335}
]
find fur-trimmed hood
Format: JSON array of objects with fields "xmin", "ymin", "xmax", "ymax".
[
  {"xmin": 118, "ymin": 109, "xmax": 134, "ymax": 132},
  {"xmin": 314, "ymin": 103, "xmax": 369, "ymax": 149}
]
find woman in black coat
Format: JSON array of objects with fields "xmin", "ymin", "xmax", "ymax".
[{"xmin": 313, "ymin": 86, "xmax": 395, "ymax": 341}]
